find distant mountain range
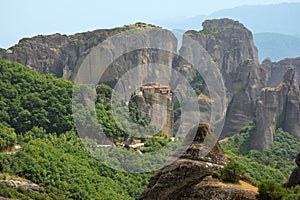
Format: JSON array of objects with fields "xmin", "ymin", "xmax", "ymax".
[
  {"xmin": 254, "ymin": 33, "xmax": 300, "ymax": 62},
  {"xmin": 156, "ymin": 3, "xmax": 300, "ymax": 61}
]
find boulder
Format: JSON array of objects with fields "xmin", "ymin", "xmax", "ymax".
[
  {"xmin": 283, "ymin": 152, "xmax": 300, "ymax": 188},
  {"xmin": 139, "ymin": 123, "xmax": 257, "ymax": 200}
]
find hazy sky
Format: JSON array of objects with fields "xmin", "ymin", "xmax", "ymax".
[{"xmin": 1, "ymin": 0, "xmax": 300, "ymax": 48}]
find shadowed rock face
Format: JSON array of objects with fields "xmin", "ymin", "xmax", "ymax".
[
  {"xmin": 1, "ymin": 32, "xmax": 109, "ymax": 79},
  {"xmin": 251, "ymin": 67, "xmax": 300, "ymax": 150},
  {"xmin": 220, "ymin": 59, "xmax": 267, "ymax": 138},
  {"xmin": 262, "ymin": 57, "xmax": 300, "ymax": 86},
  {"xmin": 139, "ymin": 123, "xmax": 256, "ymax": 200},
  {"xmin": 283, "ymin": 152, "xmax": 300, "ymax": 188}
]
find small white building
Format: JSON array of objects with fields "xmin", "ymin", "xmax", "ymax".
[{"xmin": 129, "ymin": 143, "xmax": 145, "ymax": 148}]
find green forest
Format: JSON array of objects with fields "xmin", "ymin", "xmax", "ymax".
[
  {"xmin": 0, "ymin": 57, "xmax": 300, "ymax": 199},
  {"xmin": 0, "ymin": 58, "xmax": 151, "ymax": 199}
]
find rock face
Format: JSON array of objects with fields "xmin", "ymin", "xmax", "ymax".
[
  {"xmin": 0, "ymin": 23, "xmax": 176, "ymax": 84},
  {"xmin": 251, "ymin": 67, "xmax": 300, "ymax": 150},
  {"xmin": 182, "ymin": 19, "xmax": 262, "ymax": 138},
  {"xmin": 262, "ymin": 57, "xmax": 300, "ymax": 86},
  {"xmin": 283, "ymin": 151, "xmax": 300, "ymax": 188},
  {"xmin": 185, "ymin": 18, "xmax": 259, "ymax": 99},
  {"xmin": 221, "ymin": 60, "xmax": 267, "ymax": 138},
  {"xmin": 136, "ymin": 84, "xmax": 173, "ymax": 137},
  {"xmin": 1, "ymin": 32, "xmax": 98, "ymax": 79},
  {"xmin": 169, "ymin": 176, "xmax": 257, "ymax": 200},
  {"xmin": 139, "ymin": 123, "xmax": 257, "ymax": 200},
  {"xmin": 281, "ymin": 69, "xmax": 300, "ymax": 137}
]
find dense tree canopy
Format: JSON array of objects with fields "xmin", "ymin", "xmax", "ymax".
[
  {"xmin": 222, "ymin": 124, "xmax": 300, "ymax": 184},
  {"xmin": 0, "ymin": 58, "xmax": 151, "ymax": 199}
]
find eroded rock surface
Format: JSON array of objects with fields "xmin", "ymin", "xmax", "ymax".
[
  {"xmin": 283, "ymin": 152, "xmax": 300, "ymax": 188},
  {"xmin": 139, "ymin": 123, "xmax": 257, "ymax": 200},
  {"xmin": 251, "ymin": 67, "xmax": 300, "ymax": 150}
]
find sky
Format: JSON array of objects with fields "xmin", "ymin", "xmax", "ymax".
[{"xmin": 1, "ymin": 0, "xmax": 300, "ymax": 48}]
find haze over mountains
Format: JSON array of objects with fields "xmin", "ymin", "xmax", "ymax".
[{"xmin": 156, "ymin": 3, "xmax": 300, "ymax": 61}]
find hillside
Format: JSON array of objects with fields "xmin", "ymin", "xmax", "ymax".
[{"xmin": 0, "ymin": 58, "xmax": 152, "ymax": 199}]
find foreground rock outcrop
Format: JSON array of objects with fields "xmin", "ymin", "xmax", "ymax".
[
  {"xmin": 139, "ymin": 123, "xmax": 257, "ymax": 200},
  {"xmin": 283, "ymin": 152, "xmax": 300, "ymax": 188}
]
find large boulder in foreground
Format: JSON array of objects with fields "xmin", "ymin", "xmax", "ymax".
[
  {"xmin": 139, "ymin": 123, "xmax": 257, "ymax": 200},
  {"xmin": 283, "ymin": 152, "xmax": 300, "ymax": 188}
]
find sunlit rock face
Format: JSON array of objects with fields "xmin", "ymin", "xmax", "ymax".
[{"xmin": 139, "ymin": 123, "xmax": 257, "ymax": 200}]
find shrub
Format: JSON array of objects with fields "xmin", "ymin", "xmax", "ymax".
[
  {"xmin": 257, "ymin": 180, "xmax": 286, "ymax": 200},
  {"xmin": 221, "ymin": 161, "xmax": 244, "ymax": 183},
  {"xmin": 212, "ymin": 170, "xmax": 221, "ymax": 179},
  {"xmin": 0, "ymin": 123, "xmax": 17, "ymax": 151}
]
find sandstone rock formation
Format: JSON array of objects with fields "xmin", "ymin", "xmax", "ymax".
[
  {"xmin": 139, "ymin": 123, "xmax": 257, "ymax": 200},
  {"xmin": 183, "ymin": 19, "xmax": 266, "ymax": 139},
  {"xmin": 185, "ymin": 18, "xmax": 259, "ymax": 99},
  {"xmin": 221, "ymin": 59, "xmax": 267, "ymax": 138},
  {"xmin": 283, "ymin": 151, "xmax": 300, "ymax": 188},
  {"xmin": 251, "ymin": 67, "xmax": 300, "ymax": 150},
  {"xmin": 262, "ymin": 57, "xmax": 300, "ymax": 86},
  {"xmin": 0, "ymin": 23, "xmax": 176, "ymax": 85},
  {"xmin": 136, "ymin": 84, "xmax": 173, "ymax": 137}
]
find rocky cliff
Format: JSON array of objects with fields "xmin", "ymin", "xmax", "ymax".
[
  {"xmin": 0, "ymin": 23, "xmax": 176, "ymax": 85},
  {"xmin": 283, "ymin": 151, "xmax": 300, "ymax": 188},
  {"xmin": 221, "ymin": 59, "xmax": 267, "ymax": 138},
  {"xmin": 1, "ymin": 31, "xmax": 110, "ymax": 79},
  {"xmin": 262, "ymin": 57, "xmax": 300, "ymax": 86},
  {"xmin": 185, "ymin": 18, "xmax": 259, "ymax": 99},
  {"xmin": 136, "ymin": 84, "xmax": 173, "ymax": 137},
  {"xmin": 176, "ymin": 19, "xmax": 300, "ymax": 149},
  {"xmin": 139, "ymin": 123, "xmax": 257, "ymax": 200},
  {"xmin": 180, "ymin": 19, "xmax": 263, "ymax": 138},
  {"xmin": 251, "ymin": 67, "xmax": 300, "ymax": 150}
]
